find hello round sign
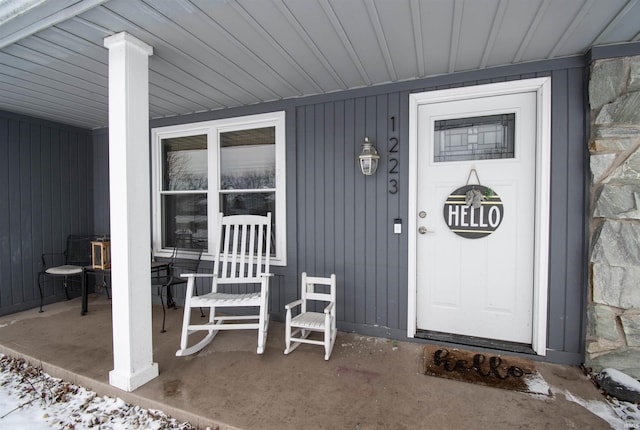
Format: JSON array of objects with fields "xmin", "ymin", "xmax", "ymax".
[{"xmin": 442, "ymin": 185, "xmax": 503, "ymax": 239}]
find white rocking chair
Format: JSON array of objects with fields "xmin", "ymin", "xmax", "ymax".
[
  {"xmin": 176, "ymin": 213, "xmax": 272, "ymax": 356},
  {"xmin": 284, "ymin": 272, "xmax": 337, "ymax": 360}
]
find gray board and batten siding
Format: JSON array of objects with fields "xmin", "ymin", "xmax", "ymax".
[
  {"xmin": 3, "ymin": 54, "xmax": 588, "ymax": 364},
  {"xmin": 146, "ymin": 54, "xmax": 589, "ymax": 364},
  {"xmin": 0, "ymin": 111, "xmax": 95, "ymax": 315}
]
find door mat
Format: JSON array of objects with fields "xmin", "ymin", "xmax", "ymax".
[{"xmin": 423, "ymin": 344, "xmax": 550, "ymax": 396}]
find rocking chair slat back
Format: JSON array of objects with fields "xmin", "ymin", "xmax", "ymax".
[{"xmin": 215, "ymin": 213, "xmax": 271, "ymax": 281}]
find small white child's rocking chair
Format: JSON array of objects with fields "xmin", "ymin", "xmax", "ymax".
[
  {"xmin": 176, "ymin": 213, "xmax": 272, "ymax": 356},
  {"xmin": 284, "ymin": 272, "xmax": 337, "ymax": 360}
]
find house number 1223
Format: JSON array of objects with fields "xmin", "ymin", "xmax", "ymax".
[{"xmin": 388, "ymin": 116, "xmax": 399, "ymax": 195}]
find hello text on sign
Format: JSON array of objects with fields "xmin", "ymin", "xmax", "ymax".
[{"xmin": 443, "ymin": 185, "xmax": 504, "ymax": 239}]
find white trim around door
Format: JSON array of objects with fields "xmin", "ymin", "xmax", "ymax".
[{"xmin": 407, "ymin": 77, "xmax": 551, "ymax": 356}]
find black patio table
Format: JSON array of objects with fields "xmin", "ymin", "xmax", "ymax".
[{"xmin": 82, "ymin": 261, "xmax": 169, "ymax": 315}]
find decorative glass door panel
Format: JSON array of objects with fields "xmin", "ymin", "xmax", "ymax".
[{"xmin": 434, "ymin": 114, "xmax": 515, "ymax": 162}]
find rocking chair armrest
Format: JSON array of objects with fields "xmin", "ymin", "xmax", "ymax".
[
  {"xmin": 285, "ymin": 299, "xmax": 303, "ymax": 310},
  {"xmin": 180, "ymin": 273, "xmax": 218, "ymax": 279},
  {"xmin": 323, "ymin": 302, "xmax": 335, "ymax": 314}
]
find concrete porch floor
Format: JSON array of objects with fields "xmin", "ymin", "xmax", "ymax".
[{"xmin": 0, "ymin": 293, "xmax": 612, "ymax": 429}]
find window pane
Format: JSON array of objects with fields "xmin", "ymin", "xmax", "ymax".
[
  {"xmin": 162, "ymin": 194, "xmax": 207, "ymax": 250},
  {"xmin": 221, "ymin": 192, "xmax": 274, "ymax": 217},
  {"xmin": 220, "ymin": 127, "xmax": 275, "ymax": 190},
  {"xmin": 434, "ymin": 114, "xmax": 515, "ymax": 162},
  {"xmin": 162, "ymin": 135, "xmax": 207, "ymax": 191},
  {"xmin": 220, "ymin": 192, "xmax": 275, "ymax": 255}
]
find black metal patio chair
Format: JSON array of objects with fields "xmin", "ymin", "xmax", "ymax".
[
  {"xmin": 152, "ymin": 247, "xmax": 204, "ymax": 333},
  {"xmin": 37, "ymin": 235, "xmax": 96, "ymax": 312}
]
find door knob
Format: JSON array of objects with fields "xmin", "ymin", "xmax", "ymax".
[{"xmin": 418, "ymin": 226, "xmax": 429, "ymax": 234}]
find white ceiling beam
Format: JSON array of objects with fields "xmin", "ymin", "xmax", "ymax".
[
  {"xmin": 0, "ymin": 0, "xmax": 109, "ymax": 49},
  {"xmin": 0, "ymin": 0, "xmax": 46, "ymax": 26}
]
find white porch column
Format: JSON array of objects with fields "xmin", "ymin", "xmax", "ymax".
[{"xmin": 104, "ymin": 32, "xmax": 157, "ymax": 392}]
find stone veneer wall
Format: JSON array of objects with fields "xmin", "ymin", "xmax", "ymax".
[{"xmin": 588, "ymin": 54, "xmax": 640, "ymax": 378}]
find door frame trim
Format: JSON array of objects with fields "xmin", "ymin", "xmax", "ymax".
[{"xmin": 407, "ymin": 77, "xmax": 551, "ymax": 356}]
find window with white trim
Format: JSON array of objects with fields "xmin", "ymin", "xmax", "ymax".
[{"xmin": 151, "ymin": 111, "xmax": 286, "ymax": 265}]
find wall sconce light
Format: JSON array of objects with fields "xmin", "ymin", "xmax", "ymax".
[{"xmin": 358, "ymin": 137, "xmax": 380, "ymax": 176}]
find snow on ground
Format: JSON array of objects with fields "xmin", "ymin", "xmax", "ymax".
[
  {"xmin": 559, "ymin": 388, "xmax": 640, "ymax": 430},
  {"xmin": 0, "ymin": 355, "xmax": 198, "ymax": 429},
  {"xmin": 525, "ymin": 371, "xmax": 551, "ymax": 396}
]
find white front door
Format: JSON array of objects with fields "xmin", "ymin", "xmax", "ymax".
[{"xmin": 415, "ymin": 90, "xmax": 537, "ymax": 345}]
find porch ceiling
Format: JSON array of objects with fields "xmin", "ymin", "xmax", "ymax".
[{"xmin": 0, "ymin": 0, "xmax": 639, "ymax": 130}]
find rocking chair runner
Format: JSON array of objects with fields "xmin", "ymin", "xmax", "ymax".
[{"xmin": 176, "ymin": 213, "xmax": 272, "ymax": 356}]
